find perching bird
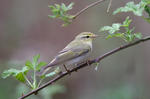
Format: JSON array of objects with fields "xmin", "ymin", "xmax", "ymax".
[{"xmin": 40, "ymin": 32, "xmax": 99, "ymax": 75}]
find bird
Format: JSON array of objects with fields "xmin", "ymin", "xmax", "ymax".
[{"xmin": 39, "ymin": 32, "xmax": 99, "ymax": 75}]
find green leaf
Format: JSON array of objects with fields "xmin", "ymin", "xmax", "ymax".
[
  {"xmin": 113, "ymin": 1, "xmax": 147, "ymax": 16},
  {"xmin": 45, "ymin": 67, "xmax": 61, "ymax": 77},
  {"xmin": 2, "ymin": 69, "xmax": 19, "ymax": 79},
  {"xmin": 36, "ymin": 62, "xmax": 47, "ymax": 71},
  {"xmin": 111, "ymin": 24, "xmax": 121, "ymax": 33},
  {"xmin": 143, "ymin": 17, "xmax": 150, "ymax": 23},
  {"xmin": 100, "ymin": 23, "xmax": 121, "ymax": 34},
  {"xmin": 61, "ymin": 3, "xmax": 68, "ymax": 11},
  {"xmin": 48, "ymin": 5, "xmax": 55, "ymax": 9},
  {"xmin": 55, "ymin": 4, "xmax": 60, "ymax": 9},
  {"xmin": 145, "ymin": 5, "xmax": 150, "ymax": 17},
  {"xmin": 48, "ymin": 15, "xmax": 56, "ymax": 18},
  {"xmin": 33, "ymin": 54, "xmax": 40, "ymax": 67},
  {"xmin": 67, "ymin": 2, "xmax": 74, "ymax": 10},
  {"xmin": 45, "ymin": 72, "xmax": 56, "ymax": 77},
  {"xmin": 2, "ymin": 67, "xmax": 29, "ymax": 82},
  {"xmin": 106, "ymin": 33, "xmax": 124, "ymax": 39},
  {"xmin": 25, "ymin": 60, "xmax": 33, "ymax": 69},
  {"xmin": 99, "ymin": 16, "xmax": 142, "ymax": 42},
  {"xmin": 122, "ymin": 16, "xmax": 132, "ymax": 27},
  {"xmin": 125, "ymin": 34, "xmax": 133, "ymax": 42},
  {"xmin": 48, "ymin": 2, "xmax": 74, "ymax": 26},
  {"xmin": 142, "ymin": 0, "xmax": 150, "ymax": 4},
  {"xmin": 15, "ymin": 72, "xmax": 26, "ymax": 82},
  {"xmin": 134, "ymin": 33, "xmax": 142, "ymax": 39},
  {"xmin": 94, "ymin": 63, "xmax": 100, "ymax": 71}
]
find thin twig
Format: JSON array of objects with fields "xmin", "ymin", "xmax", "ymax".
[
  {"xmin": 73, "ymin": 0, "xmax": 106, "ymax": 19},
  {"xmin": 37, "ymin": 78, "xmax": 44, "ymax": 88},
  {"xmin": 18, "ymin": 36, "xmax": 150, "ymax": 99},
  {"xmin": 107, "ymin": 0, "xmax": 112, "ymax": 12},
  {"xmin": 23, "ymin": 74, "xmax": 33, "ymax": 88}
]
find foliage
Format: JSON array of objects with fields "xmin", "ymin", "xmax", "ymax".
[
  {"xmin": 45, "ymin": 67, "xmax": 61, "ymax": 77},
  {"xmin": 48, "ymin": 2, "xmax": 75, "ymax": 26},
  {"xmin": 113, "ymin": 0, "xmax": 150, "ymax": 23},
  {"xmin": 2, "ymin": 54, "xmax": 61, "ymax": 90},
  {"xmin": 94, "ymin": 62, "xmax": 100, "ymax": 71},
  {"xmin": 100, "ymin": 16, "xmax": 142, "ymax": 42},
  {"xmin": 144, "ymin": 4, "xmax": 150, "ymax": 23},
  {"xmin": 2, "ymin": 67, "xmax": 28, "ymax": 82},
  {"xmin": 113, "ymin": 1, "xmax": 146, "ymax": 16}
]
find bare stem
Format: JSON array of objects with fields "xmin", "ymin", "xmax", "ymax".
[
  {"xmin": 18, "ymin": 36, "xmax": 150, "ymax": 99},
  {"xmin": 73, "ymin": 0, "xmax": 106, "ymax": 19},
  {"xmin": 23, "ymin": 74, "xmax": 33, "ymax": 88},
  {"xmin": 107, "ymin": 0, "xmax": 112, "ymax": 12},
  {"xmin": 37, "ymin": 78, "xmax": 44, "ymax": 88}
]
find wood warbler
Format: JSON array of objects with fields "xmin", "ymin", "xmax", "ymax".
[{"xmin": 40, "ymin": 32, "xmax": 99, "ymax": 74}]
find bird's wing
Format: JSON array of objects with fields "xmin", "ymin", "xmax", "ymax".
[{"xmin": 49, "ymin": 41, "xmax": 91, "ymax": 66}]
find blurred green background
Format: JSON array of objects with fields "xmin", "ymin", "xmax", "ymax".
[{"xmin": 1, "ymin": 0, "xmax": 150, "ymax": 99}]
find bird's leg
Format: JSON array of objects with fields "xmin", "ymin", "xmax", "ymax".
[
  {"xmin": 63, "ymin": 64, "xmax": 71, "ymax": 75},
  {"xmin": 74, "ymin": 64, "xmax": 78, "ymax": 72}
]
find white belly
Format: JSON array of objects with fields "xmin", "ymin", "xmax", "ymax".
[{"xmin": 65, "ymin": 51, "xmax": 91, "ymax": 66}]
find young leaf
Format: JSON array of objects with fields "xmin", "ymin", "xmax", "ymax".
[
  {"xmin": 48, "ymin": 15, "xmax": 56, "ymax": 18},
  {"xmin": 143, "ymin": 17, "xmax": 150, "ymax": 23},
  {"xmin": 36, "ymin": 62, "xmax": 47, "ymax": 71},
  {"xmin": 2, "ymin": 69, "xmax": 19, "ymax": 79},
  {"xmin": 61, "ymin": 3, "xmax": 68, "ymax": 12},
  {"xmin": 48, "ymin": 2, "xmax": 75, "ymax": 26},
  {"xmin": 106, "ymin": 33, "xmax": 124, "ymax": 39},
  {"xmin": 25, "ymin": 60, "xmax": 33, "ymax": 69},
  {"xmin": 2, "ymin": 67, "xmax": 29, "ymax": 82},
  {"xmin": 99, "ymin": 16, "xmax": 142, "ymax": 42},
  {"xmin": 144, "ymin": 5, "xmax": 150, "ymax": 24},
  {"xmin": 55, "ymin": 4, "xmax": 60, "ymax": 9},
  {"xmin": 45, "ymin": 72, "xmax": 56, "ymax": 77},
  {"xmin": 33, "ymin": 54, "xmax": 40, "ymax": 67},
  {"xmin": 45, "ymin": 67, "xmax": 61, "ymax": 77},
  {"xmin": 100, "ymin": 23, "xmax": 121, "ymax": 34},
  {"xmin": 94, "ymin": 63, "xmax": 100, "ymax": 71},
  {"xmin": 134, "ymin": 33, "xmax": 142, "ymax": 39},
  {"xmin": 67, "ymin": 2, "xmax": 74, "ymax": 10},
  {"xmin": 122, "ymin": 16, "xmax": 132, "ymax": 27},
  {"xmin": 15, "ymin": 72, "xmax": 26, "ymax": 83},
  {"xmin": 145, "ymin": 5, "xmax": 150, "ymax": 17},
  {"xmin": 142, "ymin": 0, "xmax": 150, "ymax": 4},
  {"xmin": 113, "ymin": 1, "xmax": 146, "ymax": 16}
]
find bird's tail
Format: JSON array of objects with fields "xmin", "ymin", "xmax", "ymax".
[
  {"xmin": 39, "ymin": 66, "xmax": 52, "ymax": 75},
  {"xmin": 36, "ymin": 66, "xmax": 50, "ymax": 76},
  {"xmin": 37, "ymin": 60, "xmax": 57, "ymax": 76}
]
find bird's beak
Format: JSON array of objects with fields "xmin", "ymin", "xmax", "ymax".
[{"xmin": 92, "ymin": 34, "xmax": 100, "ymax": 38}]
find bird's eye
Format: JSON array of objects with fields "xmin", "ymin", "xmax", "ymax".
[{"xmin": 86, "ymin": 36, "xmax": 90, "ymax": 38}]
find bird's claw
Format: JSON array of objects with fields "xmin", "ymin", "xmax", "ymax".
[{"xmin": 63, "ymin": 64, "xmax": 71, "ymax": 75}]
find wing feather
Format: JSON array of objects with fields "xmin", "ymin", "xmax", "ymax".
[{"xmin": 49, "ymin": 41, "xmax": 91, "ymax": 66}]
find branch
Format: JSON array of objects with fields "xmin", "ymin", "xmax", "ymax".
[
  {"xmin": 73, "ymin": 0, "xmax": 106, "ymax": 19},
  {"xmin": 18, "ymin": 36, "xmax": 150, "ymax": 99},
  {"xmin": 107, "ymin": 0, "xmax": 112, "ymax": 12}
]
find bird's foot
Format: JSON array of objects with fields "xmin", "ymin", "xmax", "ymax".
[
  {"xmin": 86, "ymin": 60, "xmax": 91, "ymax": 66},
  {"xmin": 63, "ymin": 64, "xmax": 71, "ymax": 75}
]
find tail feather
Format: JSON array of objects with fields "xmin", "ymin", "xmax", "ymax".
[
  {"xmin": 37, "ymin": 57, "xmax": 61, "ymax": 76},
  {"xmin": 37, "ymin": 66, "xmax": 51, "ymax": 76}
]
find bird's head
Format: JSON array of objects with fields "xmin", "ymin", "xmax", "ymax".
[{"xmin": 75, "ymin": 32, "xmax": 99, "ymax": 42}]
